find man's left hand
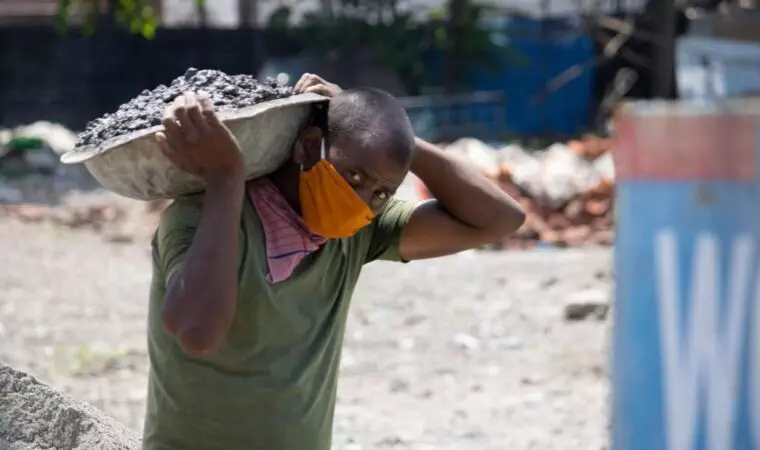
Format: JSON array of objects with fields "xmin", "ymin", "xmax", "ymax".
[{"xmin": 294, "ymin": 73, "xmax": 342, "ymax": 98}]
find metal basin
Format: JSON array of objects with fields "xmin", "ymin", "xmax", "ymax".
[{"xmin": 60, "ymin": 93, "xmax": 329, "ymax": 200}]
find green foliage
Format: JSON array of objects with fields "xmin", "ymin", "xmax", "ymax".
[
  {"xmin": 429, "ymin": 3, "xmax": 528, "ymax": 81},
  {"xmin": 56, "ymin": 0, "xmax": 528, "ymax": 93},
  {"xmin": 57, "ymin": 0, "xmax": 176, "ymax": 39},
  {"xmin": 265, "ymin": 0, "xmax": 528, "ymax": 94}
]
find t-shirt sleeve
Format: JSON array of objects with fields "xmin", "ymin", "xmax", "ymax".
[
  {"xmin": 364, "ymin": 198, "xmax": 418, "ymax": 264},
  {"xmin": 155, "ymin": 195, "xmax": 205, "ymax": 283}
]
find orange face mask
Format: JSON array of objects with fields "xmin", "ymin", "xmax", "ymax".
[{"xmin": 299, "ymin": 139, "xmax": 375, "ymax": 238}]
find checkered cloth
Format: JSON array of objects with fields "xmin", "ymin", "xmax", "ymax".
[{"xmin": 247, "ymin": 178, "xmax": 326, "ymax": 283}]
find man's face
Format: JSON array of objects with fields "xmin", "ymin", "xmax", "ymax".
[
  {"xmin": 329, "ymin": 142, "xmax": 409, "ymax": 214},
  {"xmin": 295, "ymin": 127, "xmax": 410, "ymax": 214}
]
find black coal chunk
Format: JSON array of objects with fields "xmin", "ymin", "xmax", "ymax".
[{"xmin": 75, "ymin": 68, "xmax": 294, "ymax": 148}]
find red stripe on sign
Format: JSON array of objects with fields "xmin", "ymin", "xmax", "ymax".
[{"xmin": 615, "ymin": 115, "xmax": 756, "ymax": 181}]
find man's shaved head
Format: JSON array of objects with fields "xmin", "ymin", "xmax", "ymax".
[
  {"xmin": 326, "ymin": 87, "xmax": 416, "ymax": 168},
  {"xmin": 293, "ymin": 87, "xmax": 416, "ymax": 212}
]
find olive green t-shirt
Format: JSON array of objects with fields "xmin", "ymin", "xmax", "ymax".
[{"xmin": 142, "ymin": 192, "xmax": 415, "ymax": 450}]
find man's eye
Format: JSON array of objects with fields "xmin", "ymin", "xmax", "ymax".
[{"xmin": 349, "ymin": 172, "xmax": 362, "ymax": 183}]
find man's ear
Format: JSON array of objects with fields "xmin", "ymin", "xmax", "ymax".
[{"xmin": 292, "ymin": 126, "xmax": 323, "ymax": 167}]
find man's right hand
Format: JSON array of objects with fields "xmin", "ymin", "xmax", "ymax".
[
  {"xmin": 155, "ymin": 91, "xmax": 244, "ymax": 183},
  {"xmin": 156, "ymin": 91, "xmax": 246, "ymax": 356}
]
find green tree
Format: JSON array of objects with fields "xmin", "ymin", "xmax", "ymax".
[
  {"xmin": 267, "ymin": 0, "xmax": 525, "ymax": 94},
  {"xmin": 56, "ymin": 0, "xmax": 206, "ymax": 39}
]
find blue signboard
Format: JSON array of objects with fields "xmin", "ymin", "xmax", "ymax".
[{"xmin": 613, "ymin": 100, "xmax": 760, "ymax": 450}]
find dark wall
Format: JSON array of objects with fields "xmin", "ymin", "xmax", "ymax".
[
  {"xmin": 590, "ymin": 10, "xmax": 690, "ymax": 105},
  {"xmin": 0, "ymin": 25, "xmax": 293, "ymax": 130},
  {"xmin": 2, "ymin": 17, "xmax": 687, "ymax": 137}
]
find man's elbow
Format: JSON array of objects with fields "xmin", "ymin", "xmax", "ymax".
[
  {"xmin": 491, "ymin": 198, "xmax": 526, "ymax": 238},
  {"xmin": 161, "ymin": 307, "xmax": 222, "ymax": 356},
  {"xmin": 176, "ymin": 326, "xmax": 222, "ymax": 356}
]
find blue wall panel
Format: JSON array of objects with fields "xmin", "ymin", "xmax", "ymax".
[{"xmin": 471, "ymin": 17, "xmax": 594, "ymax": 135}]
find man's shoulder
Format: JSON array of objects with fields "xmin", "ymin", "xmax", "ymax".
[
  {"xmin": 160, "ymin": 194, "xmax": 205, "ymax": 223},
  {"xmin": 350, "ymin": 197, "xmax": 417, "ymax": 264},
  {"xmin": 158, "ymin": 193, "xmax": 255, "ymax": 230},
  {"xmin": 155, "ymin": 193, "xmax": 262, "ymax": 253}
]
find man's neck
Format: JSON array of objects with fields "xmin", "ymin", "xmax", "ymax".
[{"xmin": 267, "ymin": 161, "xmax": 302, "ymax": 214}]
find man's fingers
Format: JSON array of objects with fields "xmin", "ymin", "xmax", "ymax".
[
  {"xmin": 155, "ymin": 131, "xmax": 169, "ymax": 150},
  {"xmin": 177, "ymin": 92, "xmax": 199, "ymax": 142},
  {"xmin": 309, "ymin": 74, "xmax": 327, "ymax": 84},
  {"xmin": 155, "ymin": 132, "xmax": 176, "ymax": 155},
  {"xmin": 294, "ymin": 73, "xmax": 311, "ymax": 93},
  {"xmin": 162, "ymin": 100, "xmax": 177, "ymax": 125},
  {"xmin": 170, "ymin": 94, "xmax": 185, "ymax": 120},
  {"xmin": 305, "ymin": 85, "xmax": 331, "ymax": 96},
  {"xmin": 198, "ymin": 91, "xmax": 224, "ymax": 129},
  {"xmin": 185, "ymin": 92, "xmax": 208, "ymax": 135},
  {"xmin": 295, "ymin": 73, "xmax": 325, "ymax": 93},
  {"xmin": 162, "ymin": 104, "xmax": 185, "ymax": 145},
  {"xmin": 155, "ymin": 132, "xmax": 186, "ymax": 170}
]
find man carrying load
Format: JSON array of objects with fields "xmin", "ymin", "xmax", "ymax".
[{"xmin": 143, "ymin": 73, "xmax": 525, "ymax": 450}]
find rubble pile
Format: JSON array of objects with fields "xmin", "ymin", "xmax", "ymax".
[
  {"xmin": 77, "ymin": 68, "xmax": 293, "ymax": 148},
  {"xmin": 0, "ymin": 203, "xmax": 124, "ymax": 230},
  {"xmin": 0, "ymin": 197, "xmax": 173, "ymax": 244},
  {"xmin": 0, "ymin": 121, "xmax": 162, "ymax": 242},
  {"xmin": 0, "ymin": 121, "xmax": 76, "ymax": 178},
  {"xmin": 0, "ymin": 364, "xmax": 140, "ymax": 450},
  {"xmin": 416, "ymin": 135, "xmax": 616, "ymax": 249},
  {"xmin": 1, "ymin": 118, "xmax": 616, "ymax": 251}
]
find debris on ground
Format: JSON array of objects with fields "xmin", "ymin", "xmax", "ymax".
[
  {"xmin": 0, "ymin": 192, "xmax": 174, "ymax": 245},
  {"xmin": 76, "ymin": 68, "xmax": 294, "ymax": 148},
  {"xmin": 13, "ymin": 122, "xmax": 78, "ymax": 156},
  {"xmin": 0, "ymin": 203, "xmax": 124, "ymax": 231},
  {"xmin": 0, "ymin": 364, "xmax": 140, "ymax": 450},
  {"xmin": 0, "ymin": 180, "xmax": 22, "ymax": 203},
  {"xmin": 0, "ymin": 141, "xmax": 59, "ymax": 177},
  {"xmin": 0, "ymin": 216, "xmax": 612, "ymax": 449},
  {"xmin": 0, "ymin": 121, "xmax": 79, "ymax": 178},
  {"xmin": 0, "ymin": 124, "xmax": 174, "ymax": 241},
  {"xmin": 416, "ymin": 135, "xmax": 616, "ymax": 249},
  {"xmin": 2, "ymin": 116, "xmax": 615, "ymax": 252},
  {"xmin": 563, "ymin": 288, "xmax": 611, "ymax": 321}
]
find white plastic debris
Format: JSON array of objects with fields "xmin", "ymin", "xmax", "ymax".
[
  {"xmin": 536, "ymin": 144, "xmax": 602, "ymax": 208},
  {"xmin": 13, "ymin": 121, "xmax": 78, "ymax": 155},
  {"xmin": 445, "ymin": 138, "xmax": 501, "ymax": 178},
  {"xmin": 593, "ymin": 151, "xmax": 615, "ymax": 181}
]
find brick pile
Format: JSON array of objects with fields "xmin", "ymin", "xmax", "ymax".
[{"xmin": 416, "ymin": 135, "xmax": 616, "ymax": 249}]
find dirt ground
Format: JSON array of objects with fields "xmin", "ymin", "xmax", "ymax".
[{"xmin": 0, "ymin": 173, "xmax": 612, "ymax": 450}]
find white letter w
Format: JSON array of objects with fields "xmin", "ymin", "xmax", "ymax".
[{"xmin": 656, "ymin": 230, "xmax": 753, "ymax": 450}]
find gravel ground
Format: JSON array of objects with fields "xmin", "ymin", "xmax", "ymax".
[{"xmin": 0, "ymin": 183, "xmax": 612, "ymax": 450}]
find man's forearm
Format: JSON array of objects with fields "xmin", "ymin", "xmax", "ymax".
[
  {"xmin": 162, "ymin": 172, "xmax": 244, "ymax": 356},
  {"xmin": 411, "ymin": 137, "xmax": 524, "ymax": 232}
]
